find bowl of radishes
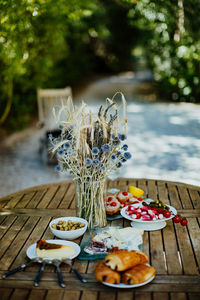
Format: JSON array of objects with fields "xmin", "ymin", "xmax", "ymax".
[{"xmin": 120, "ymin": 200, "xmax": 177, "ymax": 231}]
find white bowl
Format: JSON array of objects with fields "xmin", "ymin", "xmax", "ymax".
[{"xmin": 49, "ymin": 217, "xmax": 88, "ymax": 240}]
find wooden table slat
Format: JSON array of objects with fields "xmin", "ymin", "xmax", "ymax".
[
  {"xmin": 174, "ymin": 223, "xmax": 199, "ymax": 274},
  {"xmin": 37, "ymin": 186, "xmax": 59, "ymax": 209}
]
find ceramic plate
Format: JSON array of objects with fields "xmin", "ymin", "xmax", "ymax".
[
  {"xmin": 26, "ymin": 239, "xmax": 80, "ymax": 260},
  {"xmin": 102, "ymin": 274, "xmax": 155, "ymax": 288},
  {"xmin": 121, "ymin": 203, "xmax": 177, "ymax": 223}
]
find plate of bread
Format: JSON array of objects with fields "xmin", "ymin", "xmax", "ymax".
[{"xmin": 95, "ymin": 249, "xmax": 155, "ymax": 288}]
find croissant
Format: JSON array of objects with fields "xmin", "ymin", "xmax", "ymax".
[
  {"xmin": 95, "ymin": 261, "xmax": 121, "ymax": 284},
  {"xmin": 105, "ymin": 250, "xmax": 148, "ymax": 271},
  {"xmin": 122, "ymin": 264, "xmax": 156, "ymax": 285}
]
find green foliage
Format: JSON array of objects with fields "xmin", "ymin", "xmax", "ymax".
[
  {"xmin": 127, "ymin": 0, "xmax": 200, "ymax": 102},
  {"xmin": 0, "ymin": 0, "xmax": 200, "ymax": 131}
]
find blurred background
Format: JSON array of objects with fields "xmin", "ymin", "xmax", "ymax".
[{"xmin": 0, "ymin": 0, "xmax": 200, "ymax": 196}]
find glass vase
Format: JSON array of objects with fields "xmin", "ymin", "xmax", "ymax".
[{"xmin": 76, "ymin": 179, "xmax": 107, "ymax": 228}]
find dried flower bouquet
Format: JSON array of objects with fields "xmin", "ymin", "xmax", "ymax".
[{"xmin": 50, "ymin": 93, "xmax": 132, "ymax": 228}]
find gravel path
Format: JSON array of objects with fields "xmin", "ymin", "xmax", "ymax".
[{"xmin": 0, "ymin": 72, "xmax": 200, "ymax": 197}]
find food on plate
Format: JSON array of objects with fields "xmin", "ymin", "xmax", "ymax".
[
  {"xmin": 36, "ymin": 239, "xmax": 75, "ymax": 258},
  {"xmin": 116, "ymin": 191, "xmax": 133, "ymax": 203},
  {"xmin": 105, "ymin": 249, "xmax": 148, "ymax": 272},
  {"xmin": 142, "ymin": 200, "xmax": 169, "ymax": 210},
  {"xmin": 128, "ymin": 186, "xmax": 144, "ymax": 198},
  {"xmin": 104, "ymin": 188, "xmax": 144, "ymax": 215},
  {"xmin": 51, "ymin": 219, "xmax": 85, "ymax": 231},
  {"xmin": 95, "ymin": 249, "xmax": 155, "ymax": 286},
  {"xmin": 104, "ymin": 196, "xmax": 121, "ymax": 215},
  {"xmin": 84, "ymin": 227, "xmax": 143, "ymax": 254},
  {"xmin": 121, "ymin": 264, "xmax": 156, "ymax": 285},
  {"xmin": 95, "ymin": 261, "xmax": 121, "ymax": 284},
  {"xmin": 125, "ymin": 203, "xmax": 174, "ymax": 221}
]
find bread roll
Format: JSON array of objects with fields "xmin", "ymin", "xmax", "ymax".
[
  {"xmin": 95, "ymin": 261, "xmax": 120, "ymax": 284},
  {"xmin": 105, "ymin": 250, "xmax": 148, "ymax": 271},
  {"xmin": 122, "ymin": 264, "xmax": 156, "ymax": 284}
]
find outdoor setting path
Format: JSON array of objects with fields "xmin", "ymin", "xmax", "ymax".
[{"xmin": 0, "ymin": 72, "xmax": 200, "ymax": 197}]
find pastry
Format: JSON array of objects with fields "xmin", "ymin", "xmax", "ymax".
[
  {"xmin": 105, "ymin": 198, "xmax": 121, "ymax": 215},
  {"xmin": 117, "ymin": 191, "xmax": 133, "ymax": 203},
  {"xmin": 105, "ymin": 249, "xmax": 148, "ymax": 271},
  {"xmin": 122, "ymin": 264, "xmax": 156, "ymax": 284},
  {"xmin": 95, "ymin": 261, "xmax": 121, "ymax": 284},
  {"xmin": 36, "ymin": 239, "xmax": 75, "ymax": 258}
]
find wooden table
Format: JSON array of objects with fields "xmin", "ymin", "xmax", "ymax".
[{"xmin": 0, "ymin": 178, "xmax": 200, "ymax": 300}]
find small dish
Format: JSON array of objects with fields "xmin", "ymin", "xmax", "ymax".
[
  {"xmin": 49, "ymin": 217, "xmax": 88, "ymax": 240},
  {"xmin": 26, "ymin": 239, "xmax": 80, "ymax": 260}
]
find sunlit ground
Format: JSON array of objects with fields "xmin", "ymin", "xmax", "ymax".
[{"xmin": 0, "ymin": 72, "xmax": 200, "ymax": 197}]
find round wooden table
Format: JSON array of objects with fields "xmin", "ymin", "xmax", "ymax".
[{"xmin": 0, "ymin": 178, "xmax": 200, "ymax": 300}]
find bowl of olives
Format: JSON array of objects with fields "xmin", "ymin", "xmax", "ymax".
[{"xmin": 49, "ymin": 217, "xmax": 88, "ymax": 240}]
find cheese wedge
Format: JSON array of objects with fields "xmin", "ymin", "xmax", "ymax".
[{"xmin": 36, "ymin": 239, "xmax": 75, "ymax": 258}]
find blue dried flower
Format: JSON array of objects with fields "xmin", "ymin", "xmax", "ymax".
[
  {"xmin": 117, "ymin": 162, "xmax": 122, "ymax": 168},
  {"xmin": 63, "ymin": 142, "xmax": 71, "ymax": 149},
  {"xmin": 57, "ymin": 148, "xmax": 64, "ymax": 157},
  {"xmin": 85, "ymin": 157, "xmax": 92, "ymax": 167},
  {"xmin": 59, "ymin": 124, "xmax": 63, "ymax": 130},
  {"xmin": 101, "ymin": 166, "xmax": 106, "ymax": 172},
  {"xmin": 92, "ymin": 147, "xmax": 100, "ymax": 155},
  {"xmin": 117, "ymin": 151, "xmax": 122, "ymax": 156},
  {"xmin": 124, "ymin": 152, "xmax": 132, "ymax": 160},
  {"xmin": 111, "ymin": 154, "xmax": 117, "ymax": 160},
  {"xmin": 67, "ymin": 149, "xmax": 74, "ymax": 155},
  {"xmin": 93, "ymin": 159, "xmax": 100, "ymax": 166},
  {"xmin": 121, "ymin": 158, "xmax": 127, "ymax": 163},
  {"xmin": 118, "ymin": 133, "xmax": 126, "ymax": 141},
  {"xmin": 113, "ymin": 137, "xmax": 120, "ymax": 145},
  {"xmin": 55, "ymin": 165, "xmax": 61, "ymax": 172},
  {"xmin": 122, "ymin": 144, "xmax": 128, "ymax": 151},
  {"xmin": 101, "ymin": 144, "xmax": 111, "ymax": 153}
]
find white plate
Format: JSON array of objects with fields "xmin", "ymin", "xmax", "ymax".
[
  {"xmin": 102, "ymin": 274, "xmax": 155, "ymax": 288},
  {"xmin": 26, "ymin": 240, "xmax": 80, "ymax": 260},
  {"xmin": 121, "ymin": 203, "xmax": 177, "ymax": 223}
]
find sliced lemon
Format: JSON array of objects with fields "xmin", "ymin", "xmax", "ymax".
[{"xmin": 128, "ymin": 186, "xmax": 144, "ymax": 197}]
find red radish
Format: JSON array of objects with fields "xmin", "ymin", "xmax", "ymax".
[
  {"xmin": 108, "ymin": 197, "xmax": 113, "ymax": 201},
  {"xmin": 158, "ymin": 214, "xmax": 164, "ymax": 219},
  {"xmin": 142, "ymin": 215, "xmax": 151, "ymax": 221},
  {"xmin": 136, "ymin": 212, "xmax": 141, "ymax": 219},
  {"xmin": 141, "ymin": 206, "xmax": 149, "ymax": 211},
  {"xmin": 141, "ymin": 211, "xmax": 147, "ymax": 215},
  {"xmin": 131, "ymin": 214, "xmax": 137, "ymax": 219}
]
